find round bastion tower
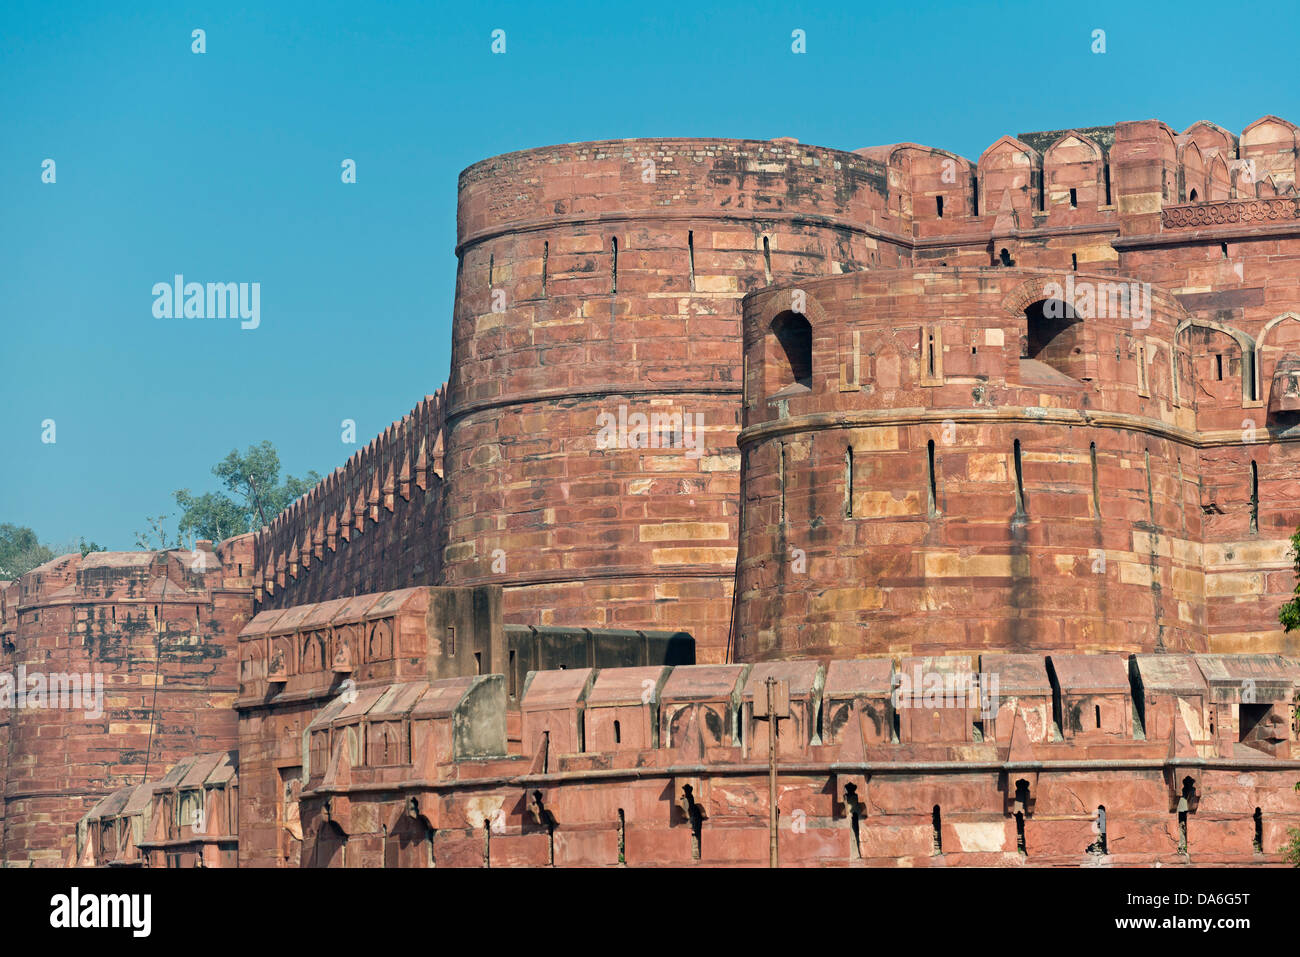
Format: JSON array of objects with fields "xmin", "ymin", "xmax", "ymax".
[
  {"xmin": 443, "ymin": 138, "xmax": 910, "ymax": 661},
  {"xmin": 736, "ymin": 267, "xmax": 1203, "ymax": 661},
  {"xmin": 0, "ymin": 541, "xmax": 251, "ymax": 866}
]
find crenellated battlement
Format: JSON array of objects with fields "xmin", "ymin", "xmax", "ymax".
[
  {"xmin": 73, "ymin": 750, "xmax": 238, "ymax": 868},
  {"xmin": 240, "ymin": 114, "xmax": 1300, "ymax": 667},
  {"xmin": 0, "ymin": 540, "xmax": 252, "ymax": 866},
  {"xmin": 82, "ymin": 651, "xmax": 1300, "ymax": 867},
  {"xmin": 252, "ymin": 388, "xmax": 447, "ymax": 611},
  {"xmin": 27, "ymin": 113, "xmax": 1300, "ymax": 868}
]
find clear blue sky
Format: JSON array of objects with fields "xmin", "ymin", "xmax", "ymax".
[{"xmin": 2, "ymin": 0, "xmax": 1296, "ymax": 550}]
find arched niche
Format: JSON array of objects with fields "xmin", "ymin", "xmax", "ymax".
[
  {"xmin": 385, "ymin": 803, "xmax": 436, "ymax": 868},
  {"xmin": 1172, "ymin": 318, "xmax": 1257, "ymax": 406},
  {"xmin": 1180, "ymin": 141, "xmax": 1205, "ymax": 203},
  {"xmin": 1022, "ymin": 297, "xmax": 1089, "ymax": 380},
  {"xmin": 311, "ymin": 820, "xmax": 348, "ymax": 869},
  {"xmin": 1256, "ymin": 312, "xmax": 1300, "ymax": 414},
  {"xmin": 1208, "ymin": 154, "xmax": 1232, "ymax": 201},
  {"xmin": 1241, "ymin": 116, "xmax": 1299, "ymax": 191},
  {"xmin": 302, "ymin": 631, "xmax": 326, "ymax": 673},
  {"xmin": 368, "ymin": 720, "xmax": 403, "ymax": 766},
  {"xmin": 240, "ymin": 641, "xmax": 265, "ymax": 684},
  {"xmin": 269, "ymin": 636, "xmax": 291, "ymax": 679},
  {"xmin": 1000, "ymin": 277, "xmax": 1098, "ymax": 382},
  {"xmin": 1043, "ymin": 132, "xmax": 1105, "ymax": 209},
  {"xmin": 368, "ymin": 618, "xmax": 394, "ymax": 661},
  {"xmin": 1181, "ymin": 121, "xmax": 1237, "ymax": 162},
  {"xmin": 978, "ymin": 136, "xmax": 1042, "ymax": 214},
  {"xmin": 766, "ymin": 310, "xmax": 813, "ymax": 398}
]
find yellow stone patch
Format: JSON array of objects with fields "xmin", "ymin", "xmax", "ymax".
[
  {"xmin": 810, "ymin": 587, "xmax": 884, "ymax": 613},
  {"xmin": 652, "ymin": 547, "xmax": 737, "ymax": 565},
  {"xmin": 1203, "ymin": 539, "xmax": 1291, "ymax": 568},
  {"xmin": 476, "ymin": 312, "xmax": 509, "ymax": 333},
  {"xmin": 1171, "ymin": 568, "xmax": 1204, "ymax": 598},
  {"xmin": 109, "ymin": 722, "xmax": 154, "ymax": 735},
  {"xmin": 1023, "ymin": 451, "xmax": 1089, "ymax": 465},
  {"xmin": 640, "ymin": 455, "xmax": 696, "ymax": 472},
  {"xmin": 968, "ymin": 453, "xmax": 1007, "ymax": 482},
  {"xmin": 443, "ymin": 542, "xmax": 477, "ymax": 563},
  {"xmin": 954, "ymin": 822, "xmax": 1006, "ymax": 853},
  {"xmin": 694, "ymin": 275, "xmax": 738, "ymax": 293},
  {"xmin": 700, "ymin": 454, "xmax": 739, "ymax": 472},
  {"xmin": 846, "ymin": 427, "xmax": 900, "ymax": 451},
  {"xmin": 1131, "ymin": 530, "xmax": 1171, "ymax": 558},
  {"xmin": 534, "ymin": 312, "xmax": 585, "ymax": 327},
  {"xmin": 1170, "ymin": 537, "xmax": 1203, "ymax": 566},
  {"xmin": 1205, "ymin": 572, "xmax": 1264, "ymax": 597},
  {"xmin": 1119, "ymin": 193, "xmax": 1162, "ymax": 215},
  {"xmin": 924, "ymin": 553, "xmax": 1016, "ymax": 578},
  {"xmin": 1119, "ymin": 562, "xmax": 1154, "ymax": 587},
  {"xmin": 639, "ymin": 522, "xmax": 730, "ymax": 541},
  {"xmin": 1210, "ymin": 630, "xmax": 1300, "ymax": 655},
  {"xmin": 855, "ymin": 490, "xmax": 922, "ymax": 517}
]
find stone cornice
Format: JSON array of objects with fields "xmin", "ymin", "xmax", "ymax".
[
  {"xmin": 1162, "ymin": 197, "xmax": 1299, "ymax": 229},
  {"xmin": 739, "ymin": 406, "xmax": 1299, "ymax": 450},
  {"xmin": 445, "ymin": 383, "xmax": 742, "ymax": 423},
  {"xmin": 455, "ymin": 210, "xmax": 914, "ymax": 257},
  {"xmin": 299, "ymin": 753, "xmax": 1300, "ymax": 800}
]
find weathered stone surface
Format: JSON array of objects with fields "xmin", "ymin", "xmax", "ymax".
[{"xmin": 20, "ymin": 115, "xmax": 1300, "ymax": 867}]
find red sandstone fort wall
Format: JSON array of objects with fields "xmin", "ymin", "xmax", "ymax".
[
  {"xmin": 737, "ymin": 268, "xmax": 1210, "ymax": 660},
  {"xmin": 0, "ymin": 539, "xmax": 252, "ymax": 865},
  {"xmin": 42, "ymin": 114, "xmax": 1300, "ymax": 869},
  {"xmin": 252, "ymin": 389, "xmax": 447, "ymax": 611},
  {"xmin": 0, "ymin": 580, "xmax": 14, "ymax": 848},
  {"xmin": 95, "ymin": 654, "xmax": 1300, "ymax": 868},
  {"xmin": 441, "ymin": 139, "xmax": 910, "ymax": 662},
  {"xmin": 249, "ymin": 117, "xmax": 1300, "ymax": 665}
]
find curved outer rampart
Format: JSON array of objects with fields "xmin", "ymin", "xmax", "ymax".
[
  {"xmin": 249, "ymin": 116, "xmax": 1300, "ymax": 665},
  {"xmin": 0, "ymin": 540, "xmax": 252, "ymax": 865},
  {"xmin": 26, "ymin": 114, "xmax": 1300, "ymax": 867},
  {"xmin": 83, "ymin": 651, "xmax": 1300, "ymax": 867},
  {"xmin": 737, "ymin": 268, "xmax": 1201, "ymax": 660},
  {"xmin": 736, "ymin": 264, "xmax": 1300, "ymax": 661},
  {"xmin": 441, "ymin": 138, "xmax": 910, "ymax": 661}
]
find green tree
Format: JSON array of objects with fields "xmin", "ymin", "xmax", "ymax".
[
  {"xmin": 171, "ymin": 441, "xmax": 320, "ymax": 546},
  {"xmin": 134, "ymin": 514, "xmax": 182, "ymax": 551},
  {"xmin": 0, "ymin": 526, "xmax": 103, "ymax": 577},
  {"xmin": 174, "ymin": 490, "xmax": 252, "ymax": 544},
  {"xmin": 0, "ymin": 524, "xmax": 56, "ymax": 579},
  {"xmin": 1281, "ymin": 529, "xmax": 1300, "ymax": 631}
]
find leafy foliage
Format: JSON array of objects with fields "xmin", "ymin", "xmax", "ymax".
[
  {"xmin": 134, "ymin": 514, "xmax": 182, "ymax": 551},
  {"xmin": 0, "ymin": 524, "xmax": 56, "ymax": 579},
  {"xmin": 1281, "ymin": 529, "xmax": 1300, "ymax": 631},
  {"xmin": 171, "ymin": 441, "xmax": 320, "ymax": 546},
  {"xmin": 0, "ymin": 526, "xmax": 103, "ymax": 578}
]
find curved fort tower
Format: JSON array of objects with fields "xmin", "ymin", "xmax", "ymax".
[
  {"xmin": 0, "ymin": 540, "xmax": 251, "ymax": 865},
  {"xmin": 442, "ymin": 139, "xmax": 909, "ymax": 661},
  {"xmin": 11, "ymin": 115, "xmax": 1300, "ymax": 867}
]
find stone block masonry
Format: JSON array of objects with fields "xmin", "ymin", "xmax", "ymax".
[
  {"xmin": 0, "ymin": 539, "xmax": 252, "ymax": 865},
  {"xmin": 21, "ymin": 112, "xmax": 1300, "ymax": 867}
]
